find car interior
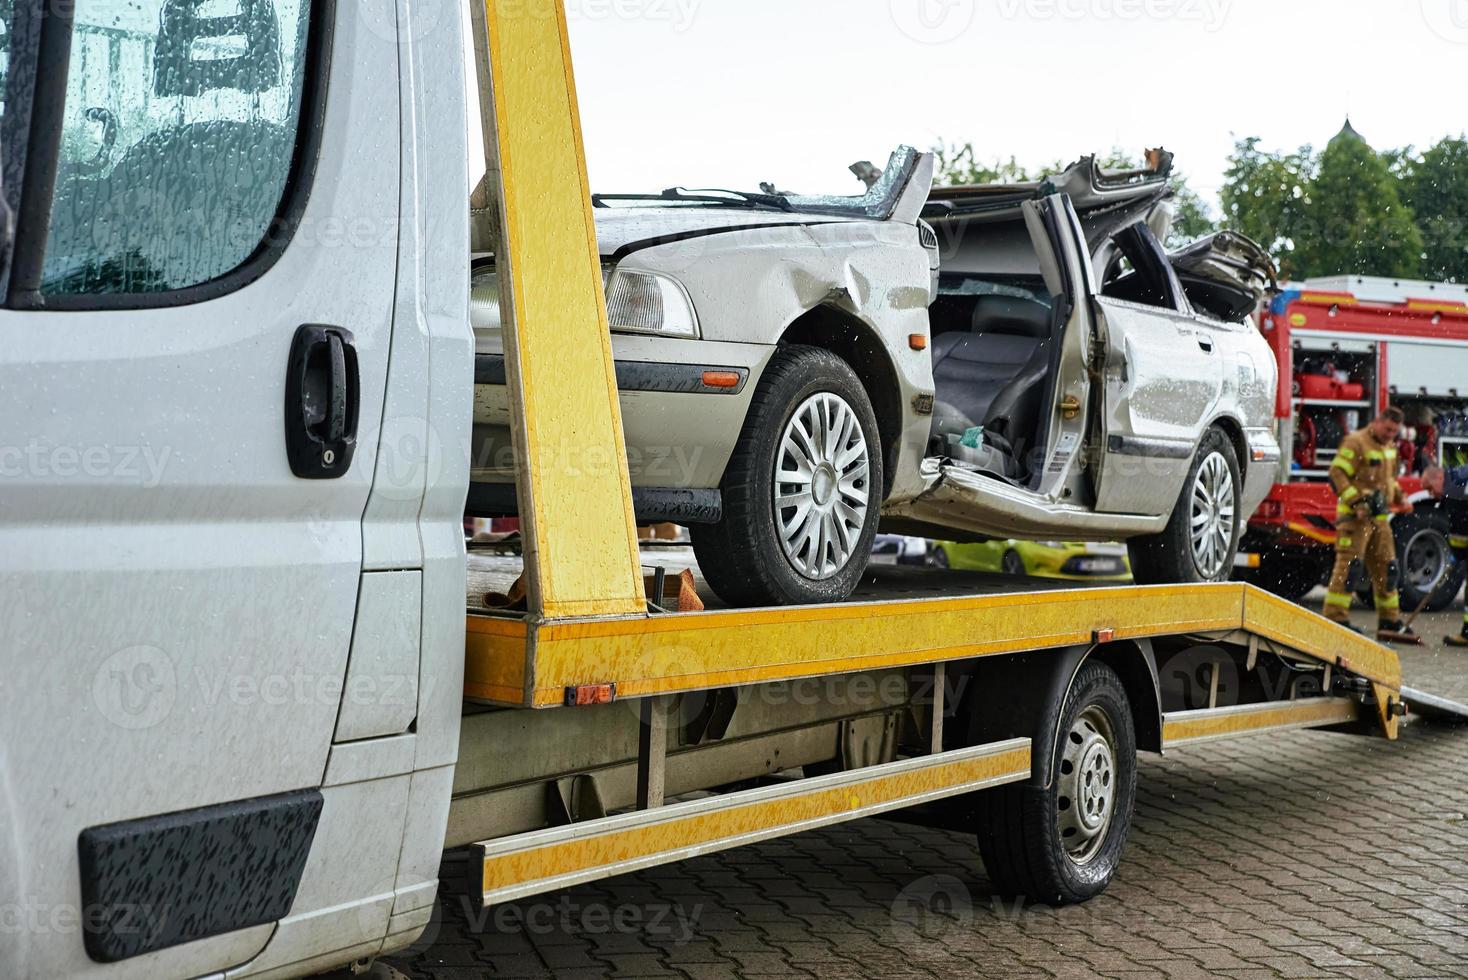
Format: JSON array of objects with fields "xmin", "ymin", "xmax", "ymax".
[
  {"xmin": 927, "ymin": 274, "xmax": 1059, "ymax": 486},
  {"xmin": 926, "ymin": 214, "xmax": 1240, "ymax": 492}
]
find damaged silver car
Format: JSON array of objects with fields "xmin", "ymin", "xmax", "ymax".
[{"xmin": 470, "ymin": 149, "xmax": 1281, "ymax": 607}]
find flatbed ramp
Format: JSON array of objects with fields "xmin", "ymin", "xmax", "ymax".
[{"xmin": 1402, "ymin": 687, "xmax": 1468, "ymax": 722}]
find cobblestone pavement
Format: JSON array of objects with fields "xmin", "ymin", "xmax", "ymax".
[{"xmin": 389, "ymin": 606, "xmax": 1468, "ymax": 980}]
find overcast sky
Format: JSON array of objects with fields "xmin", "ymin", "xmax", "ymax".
[{"xmin": 563, "ymin": 0, "xmax": 1468, "ymax": 214}]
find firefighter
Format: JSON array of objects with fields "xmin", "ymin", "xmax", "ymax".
[
  {"xmin": 1423, "ymin": 463, "xmax": 1468, "ymax": 648},
  {"xmin": 1323, "ymin": 408, "xmax": 1415, "ymax": 637}
]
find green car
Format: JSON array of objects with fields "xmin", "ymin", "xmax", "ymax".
[{"xmin": 931, "ymin": 540, "xmax": 1133, "ymax": 581}]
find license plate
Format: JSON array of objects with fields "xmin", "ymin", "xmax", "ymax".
[{"xmin": 1073, "ymin": 558, "xmax": 1121, "ymax": 574}]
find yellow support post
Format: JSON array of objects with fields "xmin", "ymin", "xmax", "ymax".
[{"xmin": 478, "ymin": 0, "xmax": 646, "ymax": 619}]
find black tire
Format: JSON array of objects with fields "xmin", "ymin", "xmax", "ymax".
[
  {"xmin": 1129, "ymin": 428, "xmax": 1242, "ymax": 585},
  {"xmin": 975, "ymin": 661, "xmax": 1137, "ymax": 906},
  {"xmin": 1359, "ymin": 509, "xmax": 1468, "ymax": 613},
  {"xmin": 1002, "ymin": 550, "xmax": 1028, "ymax": 577},
  {"xmin": 1245, "ymin": 549, "xmax": 1331, "ymax": 605},
  {"xmin": 930, "ymin": 546, "xmax": 951, "ymax": 570},
  {"xmin": 691, "ymin": 346, "xmax": 883, "ymax": 607}
]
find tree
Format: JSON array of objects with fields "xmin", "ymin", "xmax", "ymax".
[
  {"xmin": 1403, "ymin": 135, "xmax": 1468, "ymax": 283},
  {"xmin": 1295, "ymin": 125, "xmax": 1421, "ymax": 279},
  {"xmin": 1218, "ymin": 137, "xmax": 1316, "ymax": 279}
]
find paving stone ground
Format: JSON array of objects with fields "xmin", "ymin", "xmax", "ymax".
[{"xmin": 388, "ymin": 605, "xmax": 1468, "ymax": 979}]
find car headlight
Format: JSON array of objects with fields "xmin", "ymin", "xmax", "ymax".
[
  {"xmin": 604, "ymin": 267, "xmax": 699, "ymax": 339},
  {"xmin": 469, "ymin": 266, "xmax": 698, "ymax": 340}
]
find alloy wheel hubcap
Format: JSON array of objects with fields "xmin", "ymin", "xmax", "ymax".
[
  {"xmin": 775, "ymin": 393, "xmax": 871, "ymax": 581},
  {"xmin": 1191, "ymin": 452, "xmax": 1236, "ymax": 579},
  {"xmin": 1057, "ymin": 705, "xmax": 1118, "ymax": 865}
]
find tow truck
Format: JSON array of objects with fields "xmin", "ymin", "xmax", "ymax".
[
  {"xmin": 1, "ymin": 3, "xmax": 1465, "ymax": 979},
  {"xmin": 1242, "ymin": 277, "xmax": 1468, "ymax": 607}
]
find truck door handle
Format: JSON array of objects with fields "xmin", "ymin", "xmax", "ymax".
[
  {"xmin": 285, "ymin": 325, "xmax": 360, "ymax": 479},
  {"xmin": 1197, "ymin": 335, "xmax": 1215, "ymax": 354}
]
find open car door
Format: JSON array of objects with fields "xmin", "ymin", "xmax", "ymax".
[
  {"xmin": 1020, "ymin": 193, "xmax": 1099, "ymax": 501},
  {"xmin": 895, "ymin": 194, "xmax": 1120, "ymax": 540}
]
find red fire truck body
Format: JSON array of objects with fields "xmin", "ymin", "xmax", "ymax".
[{"xmin": 1242, "ymin": 276, "xmax": 1468, "ymax": 607}]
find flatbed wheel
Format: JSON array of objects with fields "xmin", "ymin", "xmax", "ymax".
[{"xmin": 975, "ymin": 661, "xmax": 1137, "ymax": 905}]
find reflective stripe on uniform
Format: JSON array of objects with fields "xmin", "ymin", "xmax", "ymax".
[
  {"xmin": 1338, "ymin": 447, "xmax": 1356, "ymax": 460},
  {"xmin": 1377, "ymin": 593, "xmax": 1401, "ymax": 612},
  {"xmin": 1339, "ymin": 486, "xmax": 1361, "ymax": 502},
  {"xmin": 1375, "ymin": 514, "xmax": 1392, "ymax": 523},
  {"xmin": 1366, "ymin": 450, "xmax": 1386, "ymax": 461},
  {"xmin": 1325, "ymin": 591, "xmax": 1354, "ymax": 609},
  {"xmin": 1333, "ymin": 457, "xmax": 1357, "ymax": 476},
  {"xmin": 1451, "ymin": 535, "xmax": 1468, "ymax": 549}
]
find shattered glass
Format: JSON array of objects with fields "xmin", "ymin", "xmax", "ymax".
[
  {"xmin": 41, "ymin": 0, "xmax": 312, "ymax": 296},
  {"xmin": 782, "ymin": 146, "xmax": 920, "ymax": 220}
]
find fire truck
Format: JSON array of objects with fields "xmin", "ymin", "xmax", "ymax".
[{"xmin": 1241, "ymin": 276, "xmax": 1468, "ymax": 607}]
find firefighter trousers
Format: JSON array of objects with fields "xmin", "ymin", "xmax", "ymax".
[{"xmin": 1324, "ymin": 517, "xmax": 1399, "ymax": 626}]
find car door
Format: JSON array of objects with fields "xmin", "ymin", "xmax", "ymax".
[
  {"xmin": 1021, "ymin": 193, "xmax": 1098, "ymax": 501},
  {"xmin": 0, "ymin": 2, "xmax": 404, "ymax": 976},
  {"xmin": 1091, "ymin": 222, "xmax": 1223, "ymax": 516}
]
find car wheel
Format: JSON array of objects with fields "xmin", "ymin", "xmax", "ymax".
[
  {"xmin": 1357, "ymin": 510, "xmax": 1468, "ymax": 613},
  {"xmin": 1129, "ymin": 428, "xmax": 1241, "ymax": 585},
  {"xmin": 931, "ymin": 547, "xmax": 951, "ymax": 570},
  {"xmin": 975, "ymin": 661, "xmax": 1137, "ymax": 905},
  {"xmin": 691, "ymin": 345, "xmax": 883, "ymax": 607},
  {"xmin": 1002, "ymin": 550, "xmax": 1027, "ymax": 577}
]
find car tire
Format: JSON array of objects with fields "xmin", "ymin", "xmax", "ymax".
[
  {"xmin": 1002, "ymin": 550, "xmax": 1027, "ymax": 577},
  {"xmin": 975, "ymin": 661, "xmax": 1137, "ymax": 906},
  {"xmin": 931, "ymin": 546, "xmax": 951, "ymax": 570},
  {"xmin": 1355, "ymin": 509, "xmax": 1468, "ymax": 613},
  {"xmin": 691, "ymin": 346, "xmax": 883, "ymax": 607},
  {"xmin": 1129, "ymin": 428, "xmax": 1242, "ymax": 585}
]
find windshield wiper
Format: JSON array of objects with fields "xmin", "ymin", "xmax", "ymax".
[{"xmin": 594, "ymin": 187, "xmax": 794, "ymax": 212}]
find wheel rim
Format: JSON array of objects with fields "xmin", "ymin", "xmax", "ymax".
[
  {"xmin": 1057, "ymin": 705, "xmax": 1118, "ymax": 866},
  {"xmin": 775, "ymin": 392, "xmax": 871, "ymax": 581},
  {"xmin": 1403, "ymin": 528, "xmax": 1449, "ymax": 593},
  {"xmin": 1003, "ymin": 552, "xmax": 1026, "ymax": 576},
  {"xmin": 1190, "ymin": 452, "xmax": 1236, "ymax": 580}
]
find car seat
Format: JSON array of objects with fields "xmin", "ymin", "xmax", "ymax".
[{"xmin": 930, "ymin": 295, "xmax": 1054, "ymax": 472}]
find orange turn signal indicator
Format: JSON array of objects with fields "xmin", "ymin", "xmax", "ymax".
[
  {"xmin": 702, "ymin": 371, "xmax": 742, "ymax": 389},
  {"xmin": 909, "ymin": 334, "xmax": 929, "ymax": 351}
]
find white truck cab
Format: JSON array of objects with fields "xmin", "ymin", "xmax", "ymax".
[{"xmin": 2, "ymin": 0, "xmax": 472, "ymax": 975}]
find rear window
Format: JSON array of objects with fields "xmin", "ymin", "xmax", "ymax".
[{"xmin": 38, "ymin": 0, "xmax": 315, "ymax": 297}]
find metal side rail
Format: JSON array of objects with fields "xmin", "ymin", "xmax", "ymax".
[
  {"xmin": 1401, "ymin": 687, "xmax": 1468, "ymax": 723},
  {"xmin": 466, "ymin": 583, "xmax": 1403, "ymax": 717},
  {"xmin": 471, "ymin": 739, "xmax": 1031, "ymax": 906}
]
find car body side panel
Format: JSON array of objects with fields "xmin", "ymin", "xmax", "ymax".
[{"xmin": 1092, "ymin": 297, "xmax": 1222, "ymax": 516}]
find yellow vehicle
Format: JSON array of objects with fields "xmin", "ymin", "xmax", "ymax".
[{"xmin": 933, "ymin": 540, "xmax": 1133, "ymax": 581}]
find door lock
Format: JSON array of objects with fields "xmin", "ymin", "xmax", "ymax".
[{"xmin": 1060, "ymin": 395, "xmax": 1082, "ymax": 421}]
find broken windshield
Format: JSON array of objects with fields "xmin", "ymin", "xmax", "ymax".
[{"xmin": 782, "ymin": 146, "xmax": 920, "ymax": 220}]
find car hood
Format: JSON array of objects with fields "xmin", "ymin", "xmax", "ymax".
[{"xmin": 591, "ymin": 206, "xmax": 854, "ymax": 257}]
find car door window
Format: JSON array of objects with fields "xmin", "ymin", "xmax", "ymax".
[
  {"xmin": 1099, "ymin": 222, "xmax": 1184, "ymax": 312},
  {"xmin": 40, "ymin": 0, "xmax": 313, "ymax": 298}
]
